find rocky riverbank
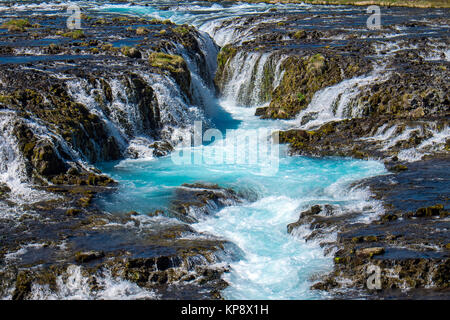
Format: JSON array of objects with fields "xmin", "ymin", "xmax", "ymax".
[
  {"xmin": 286, "ymin": 157, "xmax": 449, "ymax": 298},
  {"xmin": 0, "ymin": 181, "xmax": 242, "ymax": 299}
]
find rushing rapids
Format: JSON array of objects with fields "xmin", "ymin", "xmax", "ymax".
[{"xmin": 0, "ymin": 1, "xmax": 449, "ymax": 300}]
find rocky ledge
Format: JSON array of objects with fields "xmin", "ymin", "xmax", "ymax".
[
  {"xmin": 213, "ymin": 10, "xmax": 449, "ymax": 163},
  {"xmin": 0, "ymin": 182, "xmax": 246, "ymax": 299}
]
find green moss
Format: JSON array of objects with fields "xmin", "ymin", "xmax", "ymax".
[
  {"xmin": 292, "ymin": 30, "xmax": 306, "ymax": 39},
  {"xmin": 1, "ymin": 19, "xmax": 31, "ymax": 32},
  {"xmin": 262, "ymin": 54, "xmax": 343, "ymax": 119},
  {"xmin": 66, "ymin": 208, "xmax": 81, "ymax": 216},
  {"xmin": 121, "ymin": 46, "xmax": 142, "ymax": 58},
  {"xmin": 101, "ymin": 43, "xmax": 114, "ymax": 52},
  {"xmin": 215, "ymin": 44, "xmax": 239, "ymax": 90},
  {"xmin": 351, "ymin": 236, "xmax": 363, "ymax": 243},
  {"xmin": 334, "ymin": 257, "xmax": 346, "ymax": 264},
  {"xmin": 306, "ymin": 53, "xmax": 325, "ymax": 72},
  {"xmin": 0, "ymin": 94, "xmax": 12, "ymax": 104},
  {"xmin": 173, "ymin": 26, "xmax": 190, "ymax": 36},
  {"xmin": 13, "ymin": 271, "xmax": 32, "ymax": 300},
  {"xmin": 94, "ymin": 18, "xmax": 107, "ymax": 25},
  {"xmin": 113, "ymin": 16, "xmax": 131, "ymax": 23},
  {"xmin": 415, "ymin": 204, "xmax": 444, "ymax": 217},
  {"xmin": 352, "ymin": 149, "xmax": 367, "ymax": 159},
  {"xmin": 61, "ymin": 30, "xmax": 85, "ymax": 39},
  {"xmin": 392, "ymin": 164, "xmax": 408, "ymax": 172},
  {"xmin": 217, "ymin": 44, "xmax": 238, "ymax": 71},
  {"xmin": 148, "ymin": 52, "xmax": 186, "ymax": 73},
  {"xmin": 363, "ymin": 236, "xmax": 378, "ymax": 242},
  {"xmin": 135, "ymin": 27, "xmax": 149, "ymax": 35}
]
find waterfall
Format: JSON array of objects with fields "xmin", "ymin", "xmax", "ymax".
[
  {"xmin": 220, "ymin": 51, "xmax": 287, "ymax": 107},
  {"xmin": 0, "ymin": 111, "xmax": 59, "ymax": 203},
  {"xmin": 66, "ymin": 78, "xmax": 131, "ymax": 154},
  {"xmin": 200, "ymin": 18, "xmax": 257, "ymax": 47},
  {"xmin": 61, "ymin": 31, "xmax": 220, "ymax": 159},
  {"xmin": 296, "ymin": 68, "xmax": 386, "ymax": 129},
  {"xmin": 0, "ymin": 112, "xmax": 28, "ymax": 189}
]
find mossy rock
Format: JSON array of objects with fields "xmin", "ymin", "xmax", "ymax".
[
  {"xmin": 391, "ymin": 164, "xmax": 408, "ymax": 172},
  {"xmin": 121, "ymin": 46, "xmax": 142, "ymax": 59},
  {"xmin": 356, "ymin": 247, "xmax": 385, "ymax": 258},
  {"xmin": 216, "ymin": 44, "xmax": 238, "ymax": 77},
  {"xmin": 0, "ymin": 94, "xmax": 12, "ymax": 105},
  {"xmin": 75, "ymin": 251, "xmax": 104, "ymax": 263},
  {"xmin": 61, "ymin": 30, "xmax": 85, "ymax": 39},
  {"xmin": 0, "ymin": 183, "xmax": 11, "ymax": 198},
  {"xmin": 66, "ymin": 208, "xmax": 82, "ymax": 216},
  {"xmin": 173, "ymin": 25, "xmax": 190, "ymax": 36},
  {"xmin": 12, "ymin": 271, "xmax": 32, "ymax": 300},
  {"xmin": 262, "ymin": 53, "xmax": 368, "ymax": 119},
  {"xmin": 292, "ymin": 30, "xmax": 306, "ymax": 40},
  {"xmin": 148, "ymin": 52, "xmax": 186, "ymax": 73},
  {"xmin": 135, "ymin": 27, "xmax": 149, "ymax": 35},
  {"xmin": 363, "ymin": 236, "xmax": 378, "ymax": 242},
  {"xmin": 415, "ymin": 204, "xmax": 444, "ymax": 217},
  {"xmin": 1, "ymin": 19, "xmax": 31, "ymax": 32}
]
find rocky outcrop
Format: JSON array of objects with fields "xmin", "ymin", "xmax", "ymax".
[
  {"xmin": 170, "ymin": 183, "xmax": 242, "ymax": 223},
  {"xmin": 279, "ymin": 117, "xmax": 449, "ymax": 161},
  {"xmin": 0, "ymin": 13, "xmax": 217, "ymax": 184},
  {"xmin": 0, "ymin": 181, "xmax": 237, "ymax": 300},
  {"xmin": 213, "ymin": 12, "xmax": 449, "ymax": 162},
  {"xmin": 287, "ymin": 158, "xmax": 450, "ymax": 298}
]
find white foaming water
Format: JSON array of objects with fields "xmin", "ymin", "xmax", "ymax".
[
  {"xmin": 66, "ymin": 68, "xmax": 210, "ymax": 159},
  {"xmin": 221, "ymin": 51, "xmax": 286, "ymax": 107},
  {"xmin": 100, "ymin": 108, "xmax": 386, "ymax": 300},
  {"xmin": 66, "ymin": 78, "xmax": 129, "ymax": 153},
  {"xmin": 397, "ymin": 125, "xmax": 450, "ymax": 162},
  {"xmin": 29, "ymin": 265, "xmax": 158, "ymax": 300},
  {"xmin": 0, "ymin": 111, "xmax": 59, "ymax": 206},
  {"xmin": 362, "ymin": 123, "xmax": 449, "ymax": 162},
  {"xmin": 94, "ymin": 1, "xmax": 312, "ymax": 46},
  {"xmin": 382, "ymin": 126, "xmax": 419, "ymax": 151},
  {"xmin": 296, "ymin": 68, "xmax": 386, "ymax": 129}
]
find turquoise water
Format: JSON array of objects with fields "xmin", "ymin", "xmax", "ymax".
[
  {"xmin": 94, "ymin": 1, "xmax": 387, "ymax": 299},
  {"xmin": 99, "ymin": 101, "xmax": 386, "ymax": 300}
]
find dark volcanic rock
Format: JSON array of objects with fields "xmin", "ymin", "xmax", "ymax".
[{"xmin": 170, "ymin": 183, "xmax": 242, "ymax": 223}]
